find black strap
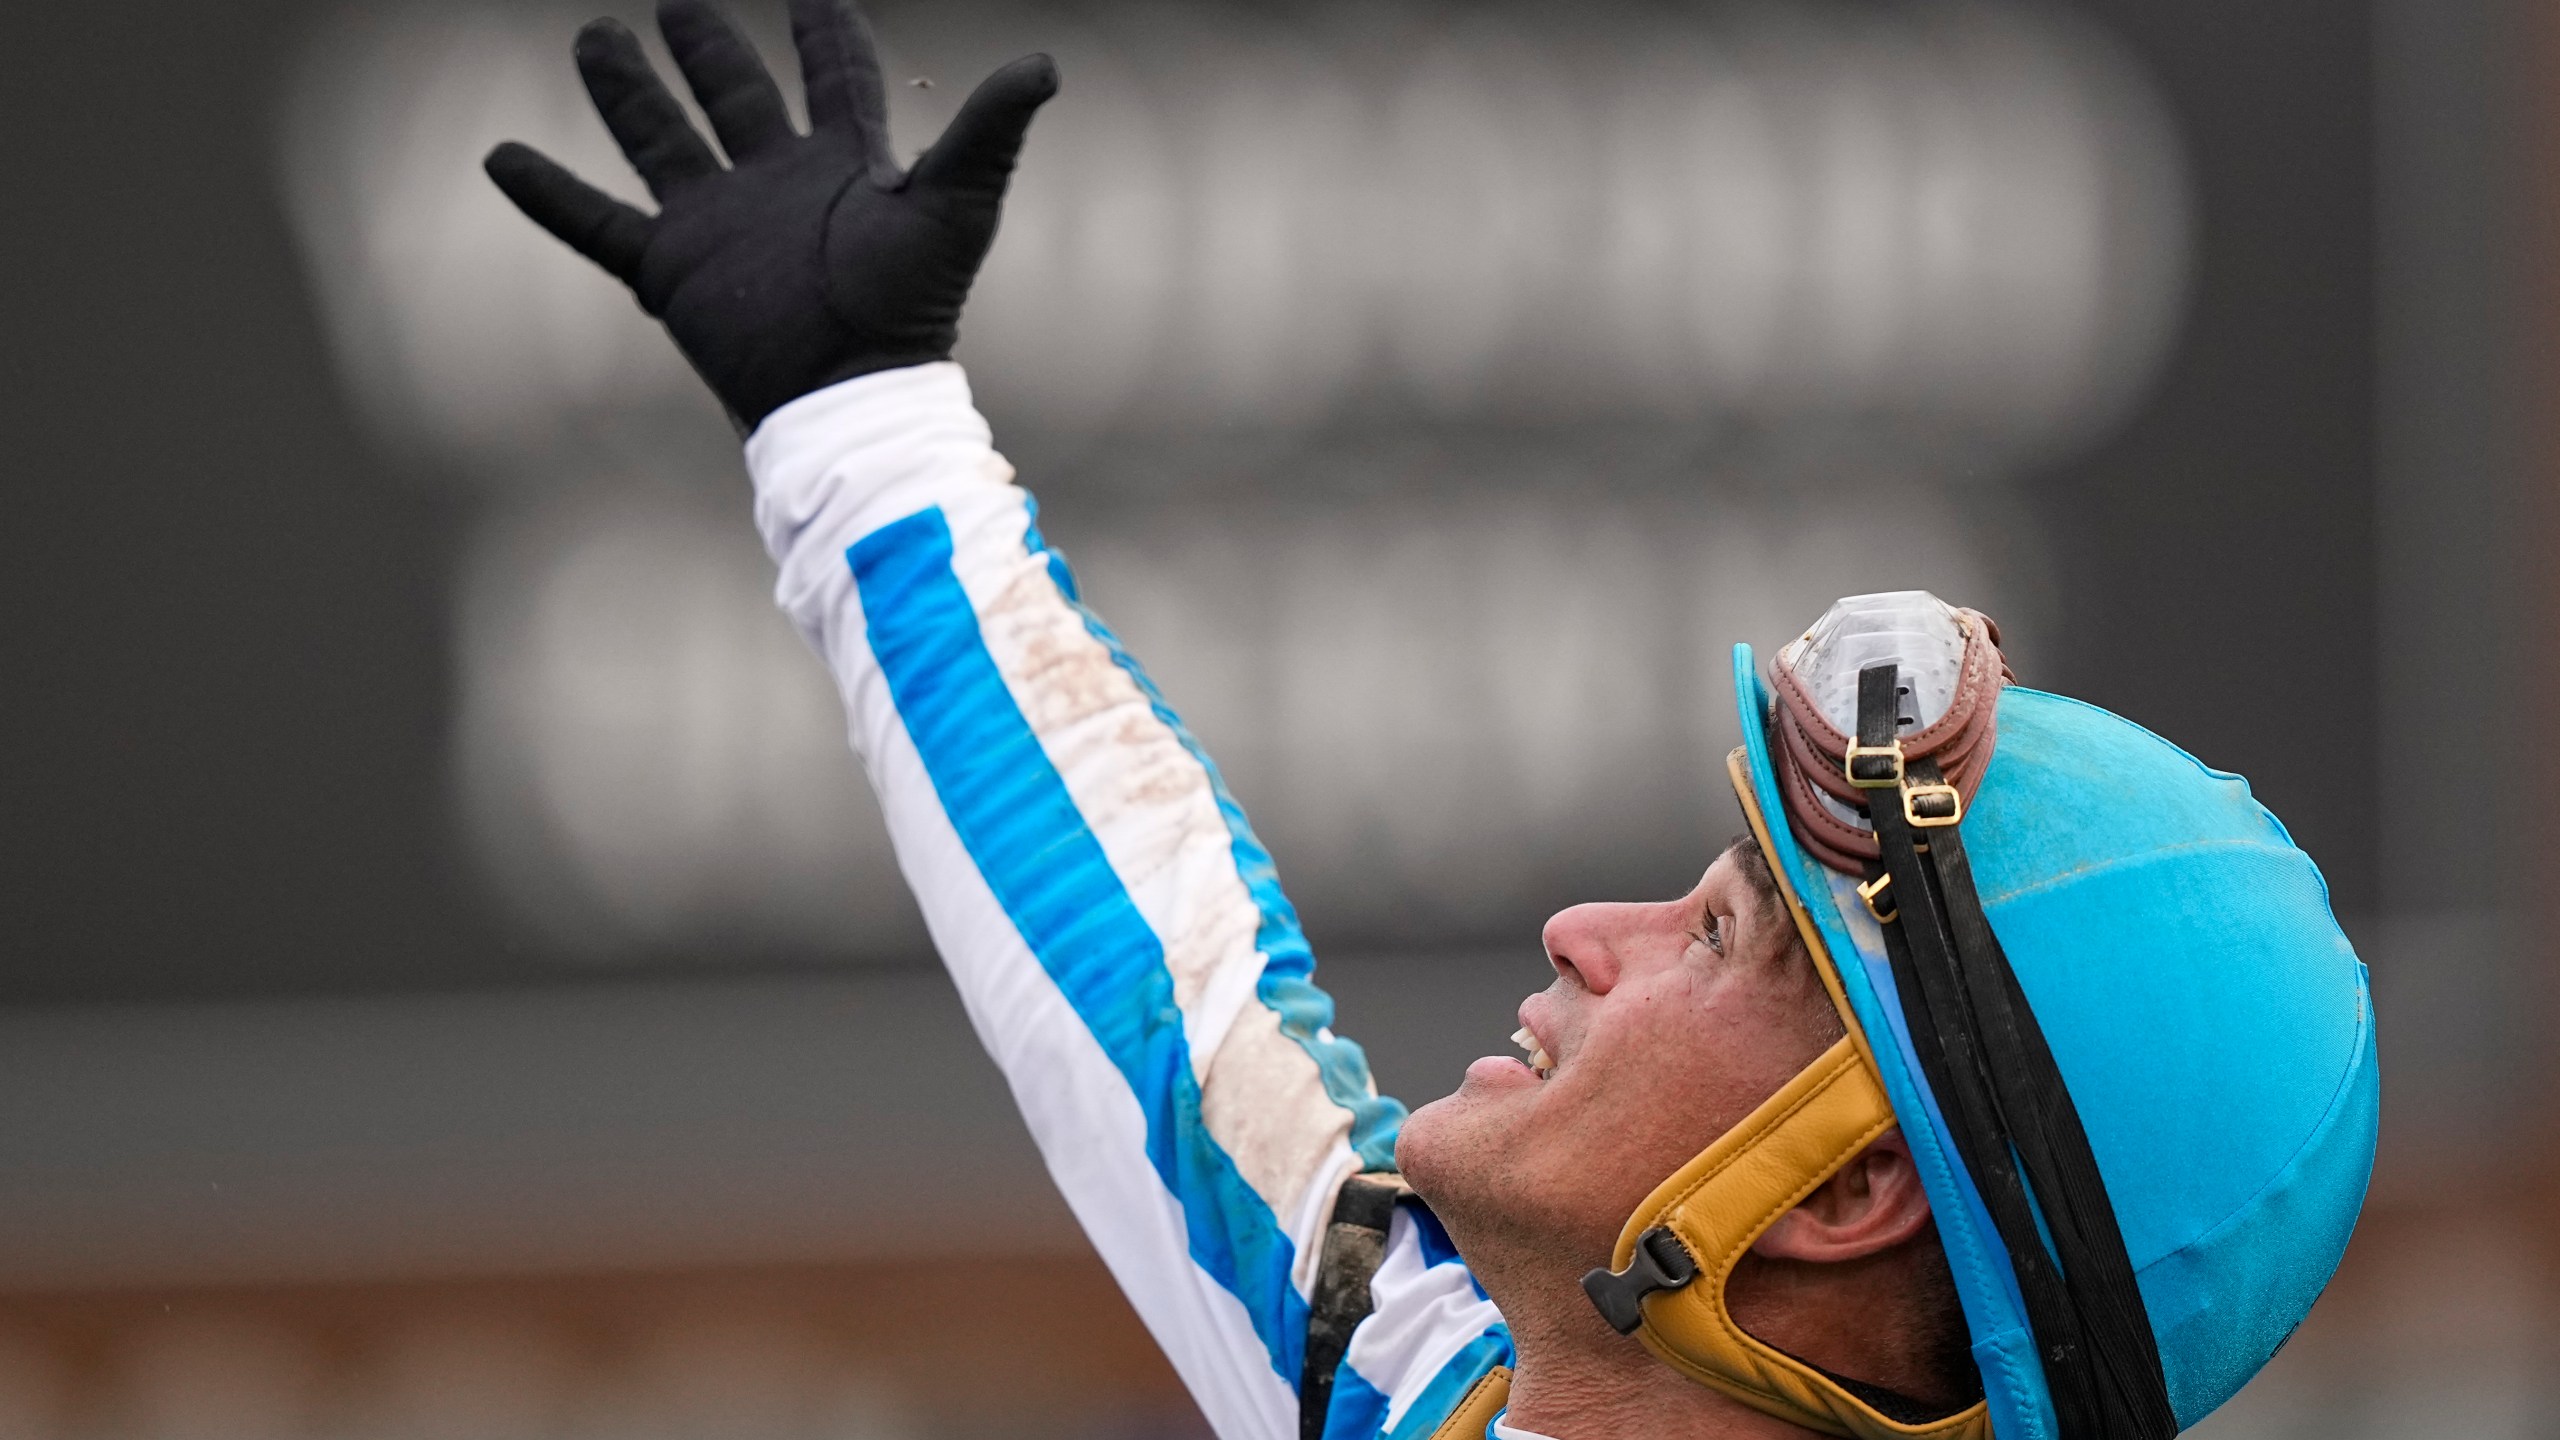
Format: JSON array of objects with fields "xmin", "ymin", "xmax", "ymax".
[
  {"xmin": 1300, "ymin": 1172, "xmax": 1410, "ymax": 1440},
  {"xmin": 1854, "ymin": 664, "xmax": 2175, "ymax": 1440},
  {"xmin": 1810, "ymin": 1361, "xmax": 1980, "ymax": 1426}
]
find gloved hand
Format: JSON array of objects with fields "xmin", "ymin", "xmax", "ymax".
[{"xmin": 485, "ymin": 0, "xmax": 1057, "ymax": 431}]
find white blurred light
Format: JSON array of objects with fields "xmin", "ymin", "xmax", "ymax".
[
  {"xmin": 1029, "ymin": 475, "xmax": 2014, "ymax": 939},
  {"xmin": 280, "ymin": 0, "xmax": 2187, "ymax": 466},
  {"xmin": 279, "ymin": 6, "xmax": 716, "ymax": 459},
  {"xmin": 275, "ymin": 0, "xmax": 2113, "ymax": 958},
  {"xmin": 453, "ymin": 493, "xmax": 921, "ymax": 959},
  {"xmin": 450, "ymin": 466, "xmax": 2016, "ymax": 955}
]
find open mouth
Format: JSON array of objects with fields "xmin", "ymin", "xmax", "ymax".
[{"xmin": 1512, "ymin": 1026, "xmax": 1555, "ymax": 1081}]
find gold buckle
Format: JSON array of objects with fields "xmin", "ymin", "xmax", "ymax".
[
  {"xmin": 1844, "ymin": 740, "xmax": 1904, "ymax": 789},
  {"xmin": 1857, "ymin": 873, "xmax": 1897, "ymax": 923},
  {"xmin": 1903, "ymin": 782, "xmax": 1962, "ymax": 828}
]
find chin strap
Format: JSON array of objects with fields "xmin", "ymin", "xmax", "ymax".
[
  {"xmin": 1850, "ymin": 662, "xmax": 2176, "ymax": 1440},
  {"xmin": 1579, "ymin": 1038, "xmax": 1989, "ymax": 1440}
]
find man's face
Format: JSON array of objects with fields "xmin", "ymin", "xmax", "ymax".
[{"xmin": 1398, "ymin": 844, "xmax": 1846, "ymax": 1264}]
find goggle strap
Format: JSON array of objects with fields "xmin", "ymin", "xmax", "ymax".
[{"xmin": 1857, "ymin": 663, "xmax": 2177, "ymax": 1440}]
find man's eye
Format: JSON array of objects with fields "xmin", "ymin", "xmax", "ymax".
[{"xmin": 1706, "ymin": 915, "xmax": 1728, "ymax": 955}]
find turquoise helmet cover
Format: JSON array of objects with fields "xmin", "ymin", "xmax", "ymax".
[{"xmin": 1731, "ymin": 643, "xmax": 2379, "ymax": 1438}]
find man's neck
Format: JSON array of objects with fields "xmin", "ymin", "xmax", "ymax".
[{"xmin": 1483, "ymin": 1261, "xmax": 1823, "ymax": 1440}]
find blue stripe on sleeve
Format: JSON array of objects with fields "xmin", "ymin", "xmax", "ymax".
[
  {"xmin": 1386, "ymin": 1331, "xmax": 1516, "ymax": 1440},
  {"xmin": 850, "ymin": 507, "xmax": 1308, "ymax": 1383},
  {"xmin": 1025, "ymin": 524, "xmax": 1408, "ymax": 1171}
]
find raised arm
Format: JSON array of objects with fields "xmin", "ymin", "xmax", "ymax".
[
  {"xmin": 482, "ymin": 5, "xmax": 1505, "ymax": 1436},
  {"xmin": 748, "ymin": 361, "xmax": 1451, "ymax": 1434}
]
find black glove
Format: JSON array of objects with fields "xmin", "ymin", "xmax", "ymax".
[{"xmin": 485, "ymin": 0, "xmax": 1057, "ymax": 431}]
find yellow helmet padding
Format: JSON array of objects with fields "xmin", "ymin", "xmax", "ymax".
[
  {"xmin": 1609, "ymin": 1037, "xmax": 1986, "ymax": 1440},
  {"xmin": 1425, "ymin": 1365, "xmax": 1514, "ymax": 1440},
  {"xmin": 1581, "ymin": 750, "xmax": 1988, "ymax": 1440}
]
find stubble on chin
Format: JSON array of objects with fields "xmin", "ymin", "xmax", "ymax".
[
  {"xmin": 1395, "ymin": 1086, "xmax": 1479, "ymax": 1209},
  {"xmin": 1396, "ymin": 1082, "xmax": 1637, "ymax": 1346},
  {"xmin": 1397, "ymin": 1080, "xmax": 1559, "ymax": 1257}
]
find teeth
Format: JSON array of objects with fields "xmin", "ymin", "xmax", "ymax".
[{"xmin": 1511, "ymin": 1027, "xmax": 1554, "ymax": 1078}]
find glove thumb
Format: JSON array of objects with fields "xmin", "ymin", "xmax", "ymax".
[{"xmin": 910, "ymin": 54, "xmax": 1059, "ymax": 200}]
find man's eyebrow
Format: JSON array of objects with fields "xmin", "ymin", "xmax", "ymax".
[
  {"xmin": 1717, "ymin": 834, "xmax": 1760, "ymax": 881},
  {"xmin": 1721, "ymin": 835, "xmax": 1793, "ymax": 931}
]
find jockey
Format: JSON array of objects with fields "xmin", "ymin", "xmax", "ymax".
[{"xmin": 486, "ymin": 5, "xmax": 2377, "ymax": 1435}]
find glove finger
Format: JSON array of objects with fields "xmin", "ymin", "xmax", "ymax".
[
  {"xmin": 575, "ymin": 17, "xmax": 722, "ymax": 199},
  {"xmin": 788, "ymin": 0, "xmax": 891, "ymax": 161},
  {"xmin": 658, "ymin": 0, "xmax": 796, "ymax": 163},
  {"xmin": 485, "ymin": 142, "xmax": 655, "ymax": 285},
  {"xmin": 911, "ymin": 54, "xmax": 1058, "ymax": 200}
]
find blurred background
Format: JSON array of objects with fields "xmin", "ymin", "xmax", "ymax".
[{"xmin": 0, "ymin": 0, "xmax": 2546, "ymax": 1434}]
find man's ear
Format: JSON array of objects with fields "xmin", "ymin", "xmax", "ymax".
[{"xmin": 1751, "ymin": 1129, "xmax": 1933, "ymax": 1262}]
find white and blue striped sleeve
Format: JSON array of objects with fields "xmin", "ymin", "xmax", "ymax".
[{"xmin": 742, "ymin": 362, "xmax": 1506, "ymax": 1440}]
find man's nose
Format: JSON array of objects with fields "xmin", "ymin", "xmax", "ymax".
[{"xmin": 1541, "ymin": 901, "xmax": 1645, "ymax": 995}]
